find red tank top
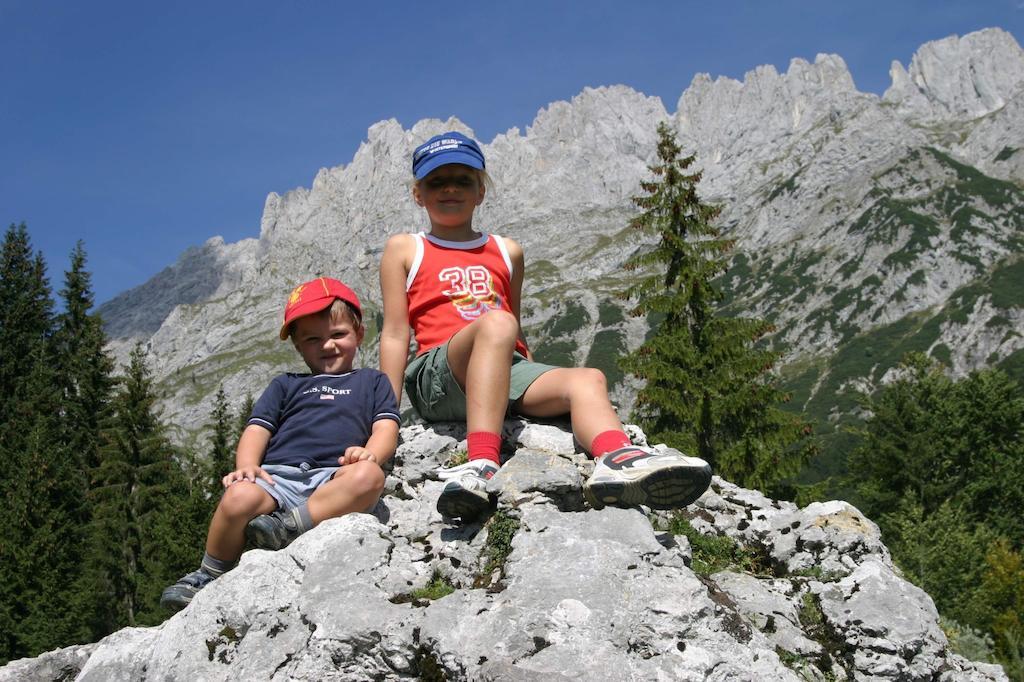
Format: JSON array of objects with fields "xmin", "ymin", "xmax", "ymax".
[{"xmin": 406, "ymin": 232, "xmax": 529, "ymax": 357}]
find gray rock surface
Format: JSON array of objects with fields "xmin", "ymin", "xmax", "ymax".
[{"xmin": 1, "ymin": 422, "xmax": 1006, "ymax": 681}]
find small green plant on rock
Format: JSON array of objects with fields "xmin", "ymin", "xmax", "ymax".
[
  {"xmin": 390, "ymin": 570, "xmax": 456, "ymax": 605},
  {"xmin": 663, "ymin": 513, "xmax": 770, "ymax": 576},
  {"xmin": 796, "ymin": 591, "xmax": 850, "ymax": 677},
  {"xmin": 205, "ymin": 625, "xmax": 242, "ymax": 664},
  {"xmin": 411, "ymin": 645, "xmax": 448, "ymax": 682},
  {"xmin": 787, "ymin": 565, "xmax": 845, "ymax": 582},
  {"xmin": 940, "ymin": 616, "xmax": 996, "ymax": 664},
  {"xmin": 444, "ymin": 450, "xmax": 468, "ymax": 467},
  {"xmin": 411, "ymin": 570, "xmax": 456, "ymax": 601},
  {"xmin": 475, "ymin": 510, "xmax": 520, "ymax": 587}
]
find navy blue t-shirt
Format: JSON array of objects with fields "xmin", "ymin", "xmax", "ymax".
[{"xmin": 248, "ymin": 369, "xmax": 400, "ymax": 469}]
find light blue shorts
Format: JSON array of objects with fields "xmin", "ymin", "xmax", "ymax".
[
  {"xmin": 254, "ymin": 463, "xmax": 339, "ymax": 511},
  {"xmin": 404, "ymin": 342, "xmax": 557, "ymax": 422}
]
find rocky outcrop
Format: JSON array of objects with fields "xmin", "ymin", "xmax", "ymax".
[
  {"xmin": 884, "ymin": 28, "xmax": 1024, "ymax": 122},
  {"xmin": 1, "ymin": 422, "xmax": 1006, "ymax": 681}
]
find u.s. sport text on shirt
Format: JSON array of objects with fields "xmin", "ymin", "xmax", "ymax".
[{"xmin": 302, "ymin": 385, "xmax": 353, "ymax": 396}]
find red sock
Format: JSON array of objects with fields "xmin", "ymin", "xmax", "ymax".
[
  {"xmin": 590, "ymin": 430, "xmax": 633, "ymax": 460},
  {"xmin": 467, "ymin": 431, "xmax": 501, "ymax": 466}
]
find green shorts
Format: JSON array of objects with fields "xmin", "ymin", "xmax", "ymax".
[{"xmin": 404, "ymin": 342, "xmax": 557, "ymax": 422}]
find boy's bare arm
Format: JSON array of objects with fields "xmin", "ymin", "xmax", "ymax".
[
  {"xmin": 379, "ymin": 234, "xmax": 414, "ymax": 401},
  {"xmin": 340, "ymin": 419, "xmax": 400, "ymax": 466},
  {"xmin": 222, "ymin": 424, "xmax": 274, "ymax": 486}
]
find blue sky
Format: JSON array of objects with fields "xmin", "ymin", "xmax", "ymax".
[{"xmin": 2, "ymin": 1, "xmax": 1021, "ymax": 305}]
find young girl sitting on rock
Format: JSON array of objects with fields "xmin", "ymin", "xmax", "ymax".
[{"xmin": 378, "ymin": 131, "xmax": 712, "ymax": 520}]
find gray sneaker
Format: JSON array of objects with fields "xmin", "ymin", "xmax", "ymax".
[
  {"xmin": 246, "ymin": 509, "xmax": 302, "ymax": 550},
  {"xmin": 160, "ymin": 569, "xmax": 215, "ymax": 612},
  {"xmin": 584, "ymin": 446, "xmax": 712, "ymax": 510}
]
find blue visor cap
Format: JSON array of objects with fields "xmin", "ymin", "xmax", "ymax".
[{"xmin": 412, "ymin": 132, "xmax": 485, "ymax": 179}]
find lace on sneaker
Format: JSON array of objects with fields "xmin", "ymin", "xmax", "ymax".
[
  {"xmin": 603, "ymin": 447, "xmax": 654, "ymax": 468},
  {"xmin": 177, "ymin": 569, "xmax": 215, "ymax": 589},
  {"xmin": 436, "ymin": 459, "xmax": 499, "ymax": 482}
]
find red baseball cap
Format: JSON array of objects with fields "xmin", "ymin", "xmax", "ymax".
[{"xmin": 279, "ymin": 277, "xmax": 362, "ymax": 340}]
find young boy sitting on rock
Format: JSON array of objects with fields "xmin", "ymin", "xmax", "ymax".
[{"xmin": 160, "ymin": 277, "xmax": 401, "ymax": 612}]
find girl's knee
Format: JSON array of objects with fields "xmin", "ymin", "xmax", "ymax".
[
  {"xmin": 573, "ymin": 367, "xmax": 608, "ymax": 393},
  {"xmin": 476, "ymin": 309, "xmax": 519, "ymax": 340}
]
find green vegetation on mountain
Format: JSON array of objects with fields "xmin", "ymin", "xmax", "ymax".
[
  {"xmin": 848, "ymin": 353, "xmax": 1024, "ymax": 676},
  {"xmin": 994, "ymin": 146, "xmax": 1017, "ymax": 162}
]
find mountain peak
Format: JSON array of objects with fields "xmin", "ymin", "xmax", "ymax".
[{"xmin": 883, "ymin": 27, "xmax": 1024, "ymax": 121}]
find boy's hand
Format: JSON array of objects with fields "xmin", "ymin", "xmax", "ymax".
[
  {"xmin": 340, "ymin": 447, "xmax": 379, "ymax": 466},
  {"xmin": 223, "ymin": 466, "xmax": 275, "ymax": 487}
]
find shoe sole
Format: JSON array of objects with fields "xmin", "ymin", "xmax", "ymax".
[
  {"xmin": 436, "ymin": 487, "xmax": 493, "ymax": 520},
  {"xmin": 584, "ymin": 463, "xmax": 712, "ymax": 510}
]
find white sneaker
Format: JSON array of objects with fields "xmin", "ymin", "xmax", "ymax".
[
  {"xmin": 436, "ymin": 459, "xmax": 499, "ymax": 520},
  {"xmin": 584, "ymin": 446, "xmax": 711, "ymax": 510}
]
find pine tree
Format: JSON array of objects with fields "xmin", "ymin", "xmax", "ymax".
[
  {"xmin": 849, "ymin": 352, "xmax": 1024, "ymax": 677},
  {"xmin": 84, "ymin": 345, "xmax": 187, "ymax": 631},
  {"xmin": 620, "ymin": 123, "xmax": 814, "ymax": 493},
  {"xmin": 0, "ymin": 224, "xmax": 60, "ymax": 663},
  {"xmin": 235, "ymin": 393, "xmax": 254, "ymax": 443},
  {"xmin": 0, "ymin": 223, "xmax": 53, "ymax": 428},
  {"xmin": 4, "ymin": 354, "xmax": 91, "ymax": 658},
  {"xmin": 206, "ymin": 385, "xmax": 234, "ymax": 498},
  {"xmin": 53, "ymin": 242, "xmax": 115, "ymax": 473},
  {"xmin": 850, "ymin": 352, "xmax": 1024, "ymax": 545},
  {"xmin": 50, "ymin": 243, "xmax": 118, "ymax": 646}
]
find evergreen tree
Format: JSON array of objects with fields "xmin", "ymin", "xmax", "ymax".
[
  {"xmin": 882, "ymin": 494, "xmax": 997, "ymax": 625},
  {"xmin": 0, "ymin": 223, "xmax": 53, "ymax": 429},
  {"xmin": 134, "ymin": 442, "xmax": 208, "ymax": 626},
  {"xmin": 206, "ymin": 385, "xmax": 234, "ymax": 498},
  {"xmin": 0, "ymin": 225, "xmax": 60, "ymax": 664},
  {"xmin": 53, "ymin": 242, "xmax": 115, "ymax": 473},
  {"xmin": 849, "ymin": 352, "xmax": 1024, "ymax": 676},
  {"xmin": 620, "ymin": 123, "xmax": 814, "ymax": 493},
  {"xmin": 235, "ymin": 393, "xmax": 254, "ymax": 443},
  {"xmin": 849, "ymin": 352, "xmax": 1024, "ymax": 545},
  {"xmin": 3, "ymin": 354, "xmax": 89, "ymax": 659},
  {"xmin": 84, "ymin": 345, "xmax": 190, "ymax": 632},
  {"xmin": 50, "ymin": 243, "xmax": 117, "ymax": 645}
]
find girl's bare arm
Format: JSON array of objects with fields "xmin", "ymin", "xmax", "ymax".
[
  {"xmin": 505, "ymin": 238, "xmax": 533, "ymax": 361},
  {"xmin": 379, "ymin": 234, "xmax": 415, "ymax": 402}
]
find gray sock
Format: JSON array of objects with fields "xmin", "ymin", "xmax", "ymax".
[
  {"xmin": 290, "ymin": 504, "xmax": 314, "ymax": 534},
  {"xmin": 200, "ymin": 552, "xmax": 235, "ymax": 578}
]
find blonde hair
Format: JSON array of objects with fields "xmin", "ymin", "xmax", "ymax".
[
  {"xmin": 411, "ymin": 167, "xmax": 494, "ymax": 191},
  {"xmin": 287, "ymin": 299, "xmax": 362, "ymax": 339},
  {"xmin": 327, "ymin": 298, "xmax": 361, "ymax": 326}
]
